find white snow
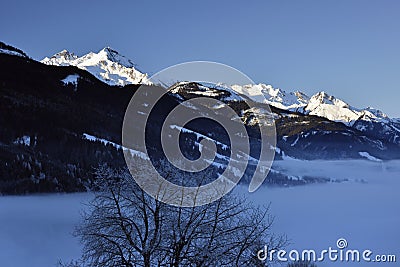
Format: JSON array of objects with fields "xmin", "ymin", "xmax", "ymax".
[
  {"xmin": 82, "ymin": 133, "xmax": 149, "ymax": 160},
  {"xmin": 358, "ymin": 151, "xmax": 382, "ymax": 162},
  {"xmin": 390, "ymin": 124, "xmax": 400, "ymax": 133},
  {"xmin": 190, "ymin": 90, "xmax": 220, "ymax": 97},
  {"xmin": 290, "ymin": 135, "xmax": 299, "ymax": 147},
  {"xmin": 42, "ymin": 48, "xmax": 151, "ymax": 86},
  {"xmin": 231, "ymin": 83, "xmax": 309, "ymax": 111},
  {"xmin": 171, "ymin": 82, "xmax": 243, "ymax": 102},
  {"xmin": 0, "ymin": 48, "xmax": 26, "ymax": 58},
  {"xmin": 83, "ymin": 133, "xmax": 123, "ymax": 150},
  {"xmin": 13, "ymin": 135, "xmax": 30, "ymax": 146},
  {"xmin": 169, "ymin": 125, "xmax": 229, "ymax": 149},
  {"xmin": 61, "ymin": 74, "xmax": 79, "ymax": 86}
]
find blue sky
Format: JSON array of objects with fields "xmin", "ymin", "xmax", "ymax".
[{"xmin": 1, "ymin": 0, "xmax": 399, "ymax": 117}]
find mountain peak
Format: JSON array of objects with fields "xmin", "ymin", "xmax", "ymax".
[
  {"xmin": 58, "ymin": 49, "xmax": 70, "ymax": 54},
  {"xmin": 41, "ymin": 47, "xmax": 150, "ymax": 86},
  {"xmin": 311, "ymin": 91, "xmax": 331, "ymax": 101},
  {"xmin": 96, "ymin": 47, "xmax": 136, "ymax": 68},
  {"xmin": 309, "ymin": 91, "xmax": 349, "ymax": 108},
  {"xmin": 364, "ymin": 107, "xmax": 388, "ymax": 119},
  {"xmin": 49, "ymin": 49, "xmax": 78, "ymax": 62},
  {"xmin": 101, "ymin": 46, "xmax": 116, "ymax": 53}
]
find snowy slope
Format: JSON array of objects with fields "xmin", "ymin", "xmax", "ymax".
[
  {"xmin": 305, "ymin": 91, "xmax": 363, "ymax": 126},
  {"xmin": 41, "ymin": 47, "xmax": 151, "ymax": 86},
  {"xmin": 0, "ymin": 48, "xmax": 27, "ymax": 58},
  {"xmin": 0, "ymin": 42, "xmax": 28, "ymax": 58}
]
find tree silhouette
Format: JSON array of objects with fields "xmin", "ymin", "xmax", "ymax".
[{"xmin": 75, "ymin": 163, "xmax": 285, "ymax": 267}]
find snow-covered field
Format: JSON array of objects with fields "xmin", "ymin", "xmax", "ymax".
[{"xmin": 0, "ymin": 160, "xmax": 399, "ymax": 267}]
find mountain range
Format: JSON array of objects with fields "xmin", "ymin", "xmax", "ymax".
[
  {"xmin": 1, "ymin": 41, "xmax": 399, "ymax": 194},
  {"xmin": 42, "ymin": 47, "xmax": 400, "ymax": 146}
]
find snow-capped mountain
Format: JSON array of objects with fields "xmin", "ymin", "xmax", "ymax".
[
  {"xmin": 230, "ymin": 83, "xmax": 400, "ymax": 142},
  {"xmin": 230, "ymin": 84, "xmax": 388, "ymax": 125},
  {"xmin": 41, "ymin": 47, "xmax": 151, "ymax": 86}
]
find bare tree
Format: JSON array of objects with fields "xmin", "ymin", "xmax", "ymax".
[{"xmin": 75, "ymin": 162, "xmax": 285, "ymax": 267}]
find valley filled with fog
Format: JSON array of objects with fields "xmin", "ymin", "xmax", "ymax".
[{"xmin": 1, "ymin": 159, "xmax": 398, "ymax": 267}]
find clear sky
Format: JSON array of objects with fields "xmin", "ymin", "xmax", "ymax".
[{"xmin": 1, "ymin": 0, "xmax": 399, "ymax": 117}]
